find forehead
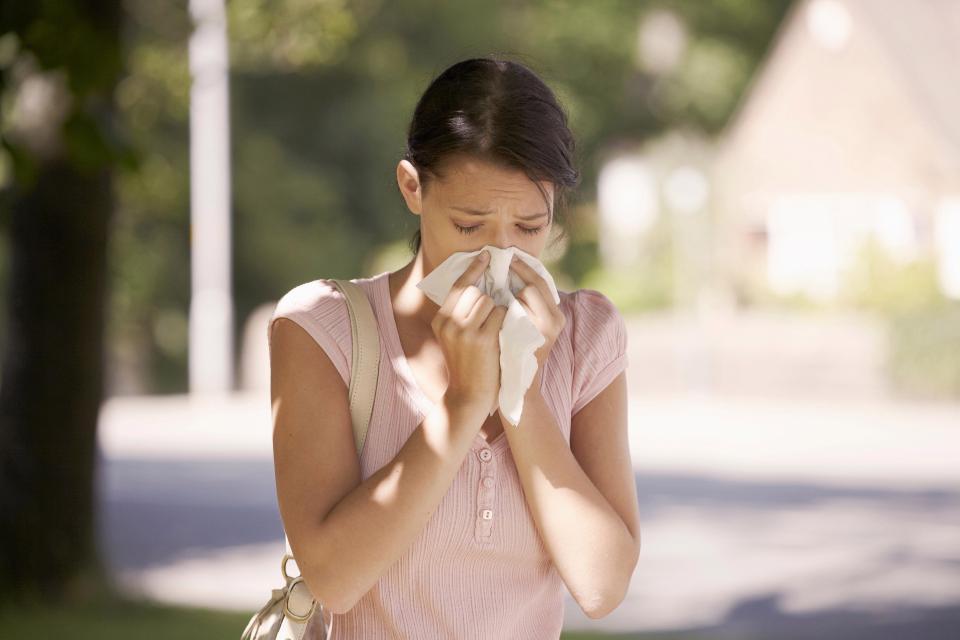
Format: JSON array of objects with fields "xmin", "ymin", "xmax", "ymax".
[{"xmin": 432, "ymin": 154, "xmax": 554, "ymax": 208}]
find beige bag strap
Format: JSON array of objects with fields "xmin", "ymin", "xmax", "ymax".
[
  {"xmin": 280, "ymin": 278, "xmax": 380, "ymax": 631},
  {"xmin": 330, "ymin": 278, "xmax": 380, "ymax": 455}
]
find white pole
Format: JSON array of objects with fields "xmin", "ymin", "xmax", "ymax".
[
  {"xmin": 188, "ymin": 0, "xmax": 233, "ymax": 394},
  {"xmin": 935, "ymin": 198, "xmax": 960, "ymax": 300}
]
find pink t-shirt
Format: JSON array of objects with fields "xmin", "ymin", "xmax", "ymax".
[{"xmin": 268, "ymin": 269, "xmax": 628, "ymax": 639}]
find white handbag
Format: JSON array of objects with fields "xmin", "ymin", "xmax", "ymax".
[{"xmin": 243, "ymin": 278, "xmax": 380, "ymax": 640}]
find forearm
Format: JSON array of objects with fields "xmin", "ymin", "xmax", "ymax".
[
  {"xmin": 500, "ymin": 378, "xmax": 638, "ymax": 618},
  {"xmin": 305, "ymin": 394, "xmax": 487, "ymax": 613}
]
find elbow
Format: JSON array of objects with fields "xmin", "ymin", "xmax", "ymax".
[
  {"xmin": 581, "ymin": 582, "xmax": 629, "ymax": 620},
  {"xmin": 305, "ymin": 576, "xmax": 354, "ymax": 616},
  {"xmin": 320, "ymin": 595, "xmax": 354, "ymax": 617},
  {"xmin": 307, "ymin": 576, "xmax": 343, "ymax": 616},
  {"xmin": 303, "ymin": 552, "xmax": 378, "ymax": 616},
  {"xmin": 302, "ymin": 563, "xmax": 359, "ymax": 616},
  {"xmin": 286, "ymin": 522, "xmax": 365, "ymax": 615},
  {"xmin": 581, "ymin": 577, "xmax": 631, "ymax": 620},
  {"xmin": 296, "ymin": 549, "xmax": 359, "ymax": 616},
  {"xmin": 581, "ymin": 537, "xmax": 640, "ymax": 620},
  {"xmin": 294, "ymin": 523, "xmax": 382, "ymax": 616}
]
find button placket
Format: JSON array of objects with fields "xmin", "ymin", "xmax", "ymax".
[{"xmin": 474, "ymin": 447, "xmax": 497, "ymax": 542}]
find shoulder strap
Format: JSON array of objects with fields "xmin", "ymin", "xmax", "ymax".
[
  {"xmin": 282, "ymin": 278, "xmax": 380, "ymax": 579},
  {"xmin": 329, "ymin": 278, "xmax": 380, "ymax": 455}
]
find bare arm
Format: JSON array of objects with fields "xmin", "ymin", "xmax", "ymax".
[
  {"xmin": 498, "ymin": 369, "xmax": 639, "ymax": 619},
  {"xmin": 271, "ymin": 317, "xmax": 487, "ymax": 614}
]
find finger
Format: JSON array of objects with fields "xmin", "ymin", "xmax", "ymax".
[
  {"xmin": 510, "ymin": 256, "xmax": 556, "ymax": 310},
  {"xmin": 480, "ymin": 304, "xmax": 508, "ymax": 333},
  {"xmin": 451, "ymin": 285, "xmax": 483, "ymax": 325},
  {"xmin": 434, "ymin": 286, "xmax": 483, "ymax": 335},
  {"xmin": 439, "ymin": 250, "xmax": 490, "ymax": 317},
  {"xmin": 464, "ymin": 294, "xmax": 495, "ymax": 329},
  {"xmin": 515, "ymin": 284, "xmax": 553, "ymax": 324},
  {"xmin": 454, "ymin": 250, "xmax": 490, "ymax": 288}
]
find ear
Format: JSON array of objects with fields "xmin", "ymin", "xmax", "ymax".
[{"xmin": 397, "ymin": 160, "xmax": 424, "ymax": 215}]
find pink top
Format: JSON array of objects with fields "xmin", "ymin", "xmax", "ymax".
[{"xmin": 268, "ymin": 269, "xmax": 629, "ymax": 640}]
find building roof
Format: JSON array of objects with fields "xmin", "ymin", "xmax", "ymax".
[
  {"xmin": 862, "ymin": 0, "xmax": 960, "ymax": 157},
  {"xmin": 721, "ymin": 0, "xmax": 960, "ymax": 162}
]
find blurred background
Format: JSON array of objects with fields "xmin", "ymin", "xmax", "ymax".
[{"xmin": 1, "ymin": 0, "xmax": 958, "ymax": 638}]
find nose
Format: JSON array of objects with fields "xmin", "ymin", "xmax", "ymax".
[{"xmin": 493, "ymin": 225, "xmax": 511, "ymax": 248}]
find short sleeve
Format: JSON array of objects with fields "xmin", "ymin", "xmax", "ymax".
[
  {"xmin": 267, "ymin": 279, "xmax": 353, "ymax": 386},
  {"xmin": 570, "ymin": 289, "xmax": 629, "ymax": 416}
]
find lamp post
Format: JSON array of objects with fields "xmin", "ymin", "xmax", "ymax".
[
  {"xmin": 664, "ymin": 165, "xmax": 709, "ymax": 309},
  {"xmin": 664, "ymin": 165, "xmax": 712, "ymax": 393},
  {"xmin": 188, "ymin": 0, "xmax": 233, "ymax": 394},
  {"xmin": 597, "ymin": 154, "xmax": 658, "ymax": 270}
]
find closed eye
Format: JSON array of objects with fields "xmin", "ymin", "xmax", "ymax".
[{"xmin": 454, "ymin": 223, "xmax": 544, "ymax": 236}]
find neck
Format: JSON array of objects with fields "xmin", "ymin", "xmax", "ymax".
[{"xmin": 388, "ymin": 249, "xmax": 440, "ymax": 330}]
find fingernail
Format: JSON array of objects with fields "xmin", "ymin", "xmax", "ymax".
[{"xmin": 480, "ymin": 250, "xmax": 490, "ymax": 261}]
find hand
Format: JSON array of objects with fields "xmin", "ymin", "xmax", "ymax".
[
  {"xmin": 432, "ymin": 250, "xmax": 509, "ymax": 412},
  {"xmin": 509, "ymin": 255, "xmax": 565, "ymax": 373}
]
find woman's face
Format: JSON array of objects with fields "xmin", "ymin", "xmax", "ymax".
[{"xmin": 397, "ymin": 154, "xmax": 554, "ymax": 268}]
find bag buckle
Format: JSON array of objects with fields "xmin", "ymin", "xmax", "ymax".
[
  {"xmin": 283, "ymin": 576, "xmax": 318, "ymax": 622},
  {"xmin": 281, "ymin": 553, "xmax": 300, "ymax": 581}
]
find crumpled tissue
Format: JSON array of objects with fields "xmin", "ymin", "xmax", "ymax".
[{"xmin": 416, "ymin": 244, "xmax": 560, "ymax": 427}]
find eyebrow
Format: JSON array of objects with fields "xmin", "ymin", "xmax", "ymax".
[{"xmin": 451, "ymin": 206, "xmax": 551, "ymax": 222}]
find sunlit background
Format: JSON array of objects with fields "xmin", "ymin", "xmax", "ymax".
[{"xmin": 1, "ymin": 0, "xmax": 958, "ymax": 638}]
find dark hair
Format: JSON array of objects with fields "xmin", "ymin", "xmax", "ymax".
[{"xmin": 402, "ymin": 56, "xmax": 581, "ymax": 256}]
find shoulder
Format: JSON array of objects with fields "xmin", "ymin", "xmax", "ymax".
[
  {"xmin": 272, "ymin": 278, "xmax": 347, "ymax": 321},
  {"xmin": 565, "ymin": 288, "xmax": 629, "ymax": 415},
  {"xmin": 268, "ymin": 278, "xmax": 353, "ymax": 385},
  {"xmin": 269, "ymin": 278, "xmax": 354, "ymax": 342},
  {"xmin": 564, "ymin": 288, "xmax": 625, "ymax": 339},
  {"xmin": 554, "ymin": 288, "xmax": 625, "ymax": 352}
]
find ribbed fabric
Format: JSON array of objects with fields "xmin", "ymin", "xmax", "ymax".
[{"xmin": 268, "ymin": 270, "xmax": 628, "ymax": 640}]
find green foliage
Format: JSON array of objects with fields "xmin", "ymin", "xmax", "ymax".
[
  {"xmin": 0, "ymin": 595, "xmax": 253, "ymax": 640},
  {"xmin": 0, "ymin": 4, "xmax": 137, "ymax": 185},
  {"xmin": 0, "ymin": 593, "xmax": 698, "ymax": 639},
  {"xmin": 581, "ymin": 211, "xmax": 675, "ymax": 312},
  {"xmin": 103, "ymin": 3, "xmax": 192, "ymax": 392},
  {"xmin": 842, "ymin": 238, "xmax": 960, "ymax": 400},
  {"xmin": 843, "ymin": 238, "xmax": 947, "ymax": 315},
  {"xmin": 659, "ymin": 36, "xmax": 753, "ymax": 131},
  {"xmin": 3, "ymin": 0, "xmax": 793, "ymax": 392},
  {"xmin": 223, "ymin": 0, "xmax": 788, "ymax": 394},
  {"xmin": 886, "ymin": 305, "xmax": 960, "ymax": 400},
  {"xmin": 1, "ymin": 4, "xmax": 123, "ymax": 96},
  {"xmin": 228, "ymin": 0, "xmax": 362, "ymax": 71}
]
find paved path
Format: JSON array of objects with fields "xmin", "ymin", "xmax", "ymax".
[
  {"xmin": 96, "ymin": 384, "xmax": 960, "ymax": 637},
  {"xmin": 94, "ymin": 305, "xmax": 960, "ymax": 636}
]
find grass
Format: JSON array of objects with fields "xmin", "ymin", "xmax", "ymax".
[
  {"xmin": 0, "ymin": 595, "xmax": 251, "ymax": 639},
  {"xmin": 0, "ymin": 593, "xmax": 704, "ymax": 639}
]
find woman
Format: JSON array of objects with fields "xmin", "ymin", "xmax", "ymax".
[{"xmin": 268, "ymin": 56, "xmax": 641, "ymax": 639}]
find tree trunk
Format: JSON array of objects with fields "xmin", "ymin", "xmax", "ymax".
[
  {"xmin": 0, "ymin": 155, "xmax": 114, "ymax": 603},
  {"xmin": 0, "ymin": 0, "xmax": 122, "ymax": 603}
]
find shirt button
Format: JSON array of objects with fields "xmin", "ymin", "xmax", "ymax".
[
  {"xmin": 480, "ymin": 509, "xmax": 493, "ymax": 520},
  {"xmin": 478, "ymin": 448, "xmax": 492, "ymax": 462},
  {"xmin": 482, "ymin": 476, "xmax": 495, "ymax": 488}
]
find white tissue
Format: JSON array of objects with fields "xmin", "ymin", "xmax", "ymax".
[{"xmin": 415, "ymin": 244, "xmax": 561, "ymax": 427}]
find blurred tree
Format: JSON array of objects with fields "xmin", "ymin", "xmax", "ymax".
[
  {"xmin": 109, "ymin": 1, "xmax": 192, "ymax": 394},
  {"xmin": 843, "ymin": 238, "xmax": 960, "ymax": 399},
  {"xmin": 0, "ymin": 0, "xmax": 794, "ymax": 606},
  {"xmin": 31, "ymin": 1, "xmax": 791, "ymax": 393},
  {"xmin": 0, "ymin": 1, "xmax": 134, "ymax": 603},
  {"xmin": 225, "ymin": 0, "xmax": 793, "ymax": 353}
]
